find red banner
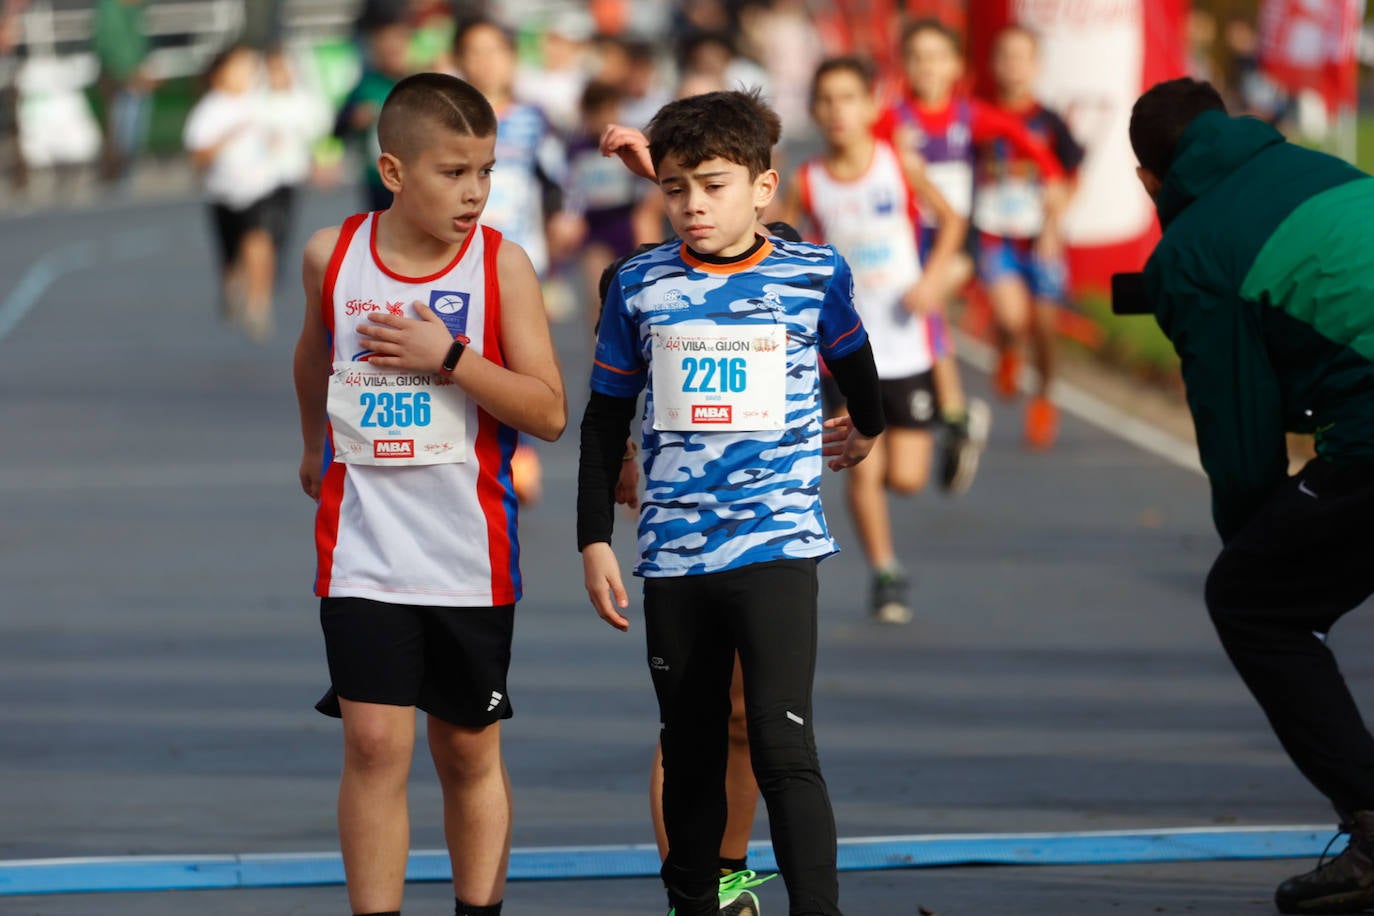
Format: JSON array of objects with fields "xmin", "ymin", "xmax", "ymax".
[{"xmin": 1259, "ymin": 0, "xmax": 1364, "ymax": 112}]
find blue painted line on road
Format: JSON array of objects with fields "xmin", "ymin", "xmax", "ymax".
[
  {"xmin": 0, "ymin": 242, "xmax": 96, "ymax": 341},
  {"xmin": 0, "ymin": 826, "xmax": 1338, "ymax": 896}
]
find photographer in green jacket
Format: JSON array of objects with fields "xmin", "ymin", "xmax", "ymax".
[{"xmin": 1130, "ymin": 78, "xmax": 1374, "ymax": 914}]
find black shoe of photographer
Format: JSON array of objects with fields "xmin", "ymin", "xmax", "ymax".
[{"xmin": 1276, "ymin": 812, "xmax": 1374, "ymax": 914}]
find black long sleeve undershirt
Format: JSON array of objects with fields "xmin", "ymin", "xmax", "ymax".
[
  {"xmin": 576, "ymin": 391, "xmax": 638, "ymax": 550},
  {"xmin": 827, "ymin": 339, "xmax": 885, "ymax": 438}
]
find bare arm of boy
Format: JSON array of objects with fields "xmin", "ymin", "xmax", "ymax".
[
  {"xmin": 293, "ymin": 227, "xmax": 341, "ymax": 500},
  {"xmin": 357, "ymin": 240, "xmax": 568, "ymax": 442},
  {"xmin": 897, "ymin": 138, "xmax": 967, "ymax": 315}
]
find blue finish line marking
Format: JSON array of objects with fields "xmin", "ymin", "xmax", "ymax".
[{"xmin": 0, "ymin": 826, "xmax": 1337, "ymax": 896}]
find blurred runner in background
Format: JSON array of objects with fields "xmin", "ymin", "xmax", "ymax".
[
  {"xmin": 334, "ymin": 10, "xmax": 413, "ymax": 213},
  {"xmin": 974, "ymin": 25, "xmax": 1083, "ymax": 450},
  {"xmin": 94, "ymin": 0, "xmax": 154, "ymax": 188},
  {"xmin": 261, "ymin": 45, "xmax": 330, "ymax": 284},
  {"xmin": 876, "ymin": 19, "xmax": 1022, "ymax": 493},
  {"xmin": 786, "ymin": 55, "xmax": 965, "ymax": 623},
  {"xmin": 183, "ymin": 45, "xmax": 279, "ymax": 342},
  {"xmin": 453, "ymin": 15, "xmax": 570, "ymax": 506}
]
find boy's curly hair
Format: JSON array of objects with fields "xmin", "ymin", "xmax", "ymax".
[{"xmin": 646, "ymin": 88, "xmax": 781, "ymax": 179}]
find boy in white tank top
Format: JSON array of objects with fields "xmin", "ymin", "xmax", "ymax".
[
  {"xmin": 292, "ymin": 73, "xmax": 566, "ymax": 916},
  {"xmin": 782, "ymin": 56, "xmax": 981, "ymax": 625}
]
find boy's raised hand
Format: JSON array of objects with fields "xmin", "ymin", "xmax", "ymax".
[
  {"xmin": 581, "ymin": 542, "xmax": 631, "ymax": 631},
  {"xmin": 821, "ymin": 415, "xmax": 876, "ymax": 471},
  {"xmin": 357, "ymin": 301, "xmax": 456, "ymax": 373},
  {"xmin": 600, "ymin": 124, "xmax": 656, "ymax": 181}
]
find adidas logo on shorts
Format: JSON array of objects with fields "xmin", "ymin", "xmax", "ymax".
[{"xmin": 486, "ymin": 690, "xmax": 504, "ymax": 713}]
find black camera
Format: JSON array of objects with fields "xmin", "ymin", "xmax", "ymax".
[{"xmin": 1110, "ymin": 272, "xmax": 1152, "ymax": 315}]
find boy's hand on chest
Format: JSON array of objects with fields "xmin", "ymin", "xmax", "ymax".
[{"xmin": 356, "ymin": 300, "xmax": 456, "ymax": 373}]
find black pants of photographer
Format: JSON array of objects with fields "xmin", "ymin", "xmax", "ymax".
[
  {"xmin": 1207, "ymin": 458, "xmax": 1374, "ymax": 817},
  {"xmin": 645, "ymin": 558, "xmax": 842, "ymax": 916}
]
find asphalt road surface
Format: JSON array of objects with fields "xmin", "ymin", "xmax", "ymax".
[{"xmin": 2, "ymin": 188, "xmax": 1370, "ymax": 915}]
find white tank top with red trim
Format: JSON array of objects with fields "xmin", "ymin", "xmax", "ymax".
[
  {"xmin": 800, "ymin": 141, "xmax": 931, "ymax": 378},
  {"xmin": 313, "ymin": 213, "xmax": 521, "ymax": 607}
]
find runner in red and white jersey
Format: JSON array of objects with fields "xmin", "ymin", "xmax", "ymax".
[
  {"xmin": 785, "ymin": 56, "xmax": 977, "ymax": 625},
  {"xmin": 292, "ymin": 73, "xmax": 565, "ymax": 916}
]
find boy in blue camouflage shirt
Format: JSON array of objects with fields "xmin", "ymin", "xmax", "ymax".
[{"xmin": 577, "ymin": 89, "xmax": 884, "ymax": 916}]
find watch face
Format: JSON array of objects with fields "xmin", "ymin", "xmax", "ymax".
[{"xmin": 443, "ymin": 339, "xmax": 465, "ymax": 372}]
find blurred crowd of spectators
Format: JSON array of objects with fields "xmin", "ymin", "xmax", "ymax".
[{"xmin": 2, "ymin": 1, "xmax": 1361, "ymax": 198}]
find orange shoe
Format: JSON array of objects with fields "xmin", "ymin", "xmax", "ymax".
[
  {"xmin": 994, "ymin": 347, "xmax": 1020, "ymax": 399},
  {"xmin": 510, "ymin": 443, "xmax": 543, "ymax": 507},
  {"xmin": 1025, "ymin": 396, "xmax": 1059, "ymax": 451}
]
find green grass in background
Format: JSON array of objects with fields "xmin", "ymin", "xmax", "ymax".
[{"xmin": 1358, "ymin": 115, "xmax": 1374, "ymax": 174}]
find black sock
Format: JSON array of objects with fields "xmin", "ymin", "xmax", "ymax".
[
  {"xmin": 455, "ymin": 899, "xmax": 502, "ymax": 916},
  {"xmin": 719, "ymin": 855, "xmax": 748, "ymax": 876}
]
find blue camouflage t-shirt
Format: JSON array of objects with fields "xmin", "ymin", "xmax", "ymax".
[{"xmin": 591, "ymin": 237, "xmax": 868, "ymax": 577}]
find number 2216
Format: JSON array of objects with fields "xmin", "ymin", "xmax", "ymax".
[{"xmin": 680, "ymin": 357, "xmax": 747, "ymax": 393}]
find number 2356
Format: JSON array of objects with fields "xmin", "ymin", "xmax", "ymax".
[{"xmin": 359, "ymin": 391, "xmax": 432, "ymax": 428}]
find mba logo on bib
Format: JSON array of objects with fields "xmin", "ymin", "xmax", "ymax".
[
  {"xmin": 374, "ymin": 439, "xmax": 416, "ymax": 459},
  {"xmin": 692, "ymin": 405, "xmax": 732, "ymax": 424},
  {"xmin": 429, "ymin": 290, "xmax": 471, "ymax": 337}
]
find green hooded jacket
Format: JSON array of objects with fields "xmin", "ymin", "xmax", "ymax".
[{"xmin": 1144, "ymin": 110, "xmax": 1374, "ymax": 542}]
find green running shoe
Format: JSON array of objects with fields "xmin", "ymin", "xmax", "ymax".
[
  {"xmin": 666, "ymin": 871, "xmax": 776, "ymax": 915},
  {"xmin": 718, "ymin": 869, "xmax": 776, "ymax": 915}
]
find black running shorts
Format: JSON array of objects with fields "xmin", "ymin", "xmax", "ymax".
[
  {"xmin": 823, "ymin": 370, "xmax": 937, "ymax": 430},
  {"xmin": 208, "ymin": 196, "xmax": 275, "ymax": 269},
  {"xmin": 315, "ymin": 597, "xmax": 514, "ymax": 727}
]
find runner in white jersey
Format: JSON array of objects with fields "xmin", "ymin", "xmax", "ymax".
[
  {"xmin": 785, "ymin": 56, "xmax": 968, "ymax": 625},
  {"xmin": 798, "ymin": 139, "xmax": 933, "ymax": 378},
  {"xmin": 292, "ymin": 74, "xmax": 565, "ymax": 916},
  {"xmin": 312, "ymin": 212, "xmax": 519, "ymax": 605}
]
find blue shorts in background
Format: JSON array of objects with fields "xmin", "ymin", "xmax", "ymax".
[{"xmin": 977, "ymin": 234, "xmax": 1068, "ymax": 303}]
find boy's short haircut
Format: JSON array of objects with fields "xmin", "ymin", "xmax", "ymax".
[
  {"xmin": 378, "ymin": 72, "xmax": 498, "ymax": 161},
  {"xmin": 452, "ymin": 15, "xmax": 516, "ymax": 54},
  {"xmin": 1129, "ymin": 77, "xmax": 1227, "ymax": 178},
  {"xmin": 646, "ymin": 88, "xmax": 780, "ymax": 179},
  {"xmin": 580, "ymin": 80, "xmax": 623, "ymax": 116},
  {"xmin": 901, "ymin": 17, "xmax": 961, "ymax": 55},
  {"xmin": 809, "ymin": 55, "xmax": 877, "ymax": 107}
]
